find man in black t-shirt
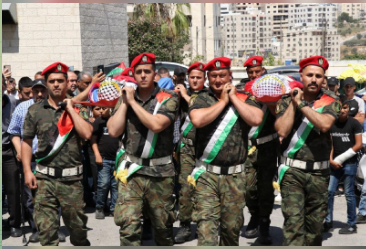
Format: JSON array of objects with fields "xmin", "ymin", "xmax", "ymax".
[
  {"xmin": 324, "ymin": 100, "xmax": 363, "ymax": 234},
  {"xmin": 91, "ymin": 107, "xmax": 120, "ymax": 219}
]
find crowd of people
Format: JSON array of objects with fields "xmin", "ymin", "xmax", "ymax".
[{"xmin": 2, "ymin": 52, "xmax": 366, "ymax": 246}]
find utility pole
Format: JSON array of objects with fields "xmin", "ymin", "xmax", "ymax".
[
  {"xmin": 322, "ymin": 18, "xmax": 327, "ymax": 57},
  {"xmin": 280, "ymin": 16, "xmax": 283, "ymax": 65},
  {"xmin": 196, "ymin": 26, "xmax": 198, "ymax": 58}
]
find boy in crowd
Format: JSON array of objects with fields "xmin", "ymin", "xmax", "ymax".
[
  {"xmin": 91, "ymin": 107, "xmax": 120, "ymax": 219},
  {"xmin": 324, "ymin": 99, "xmax": 363, "ymax": 234}
]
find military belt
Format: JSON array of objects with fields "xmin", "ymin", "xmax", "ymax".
[
  {"xmin": 181, "ymin": 137, "xmax": 194, "ymax": 146},
  {"xmin": 248, "ymin": 133, "xmax": 278, "ymax": 146},
  {"xmin": 195, "ymin": 159, "xmax": 245, "ymax": 175},
  {"xmin": 36, "ymin": 164, "xmax": 83, "ymax": 178},
  {"xmin": 280, "ymin": 156, "xmax": 329, "ymax": 171},
  {"xmin": 124, "ymin": 154, "xmax": 172, "ymax": 167}
]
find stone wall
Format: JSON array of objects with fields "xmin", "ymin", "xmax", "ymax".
[{"xmin": 79, "ymin": 3, "xmax": 128, "ymax": 74}]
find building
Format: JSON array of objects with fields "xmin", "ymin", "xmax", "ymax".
[
  {"xmin": 288, "ymin": 3, "xmax": 338, "ymax": 30},
  {"xmin": 265, "ymin": 3, "xmax": 291, "ymax": 38},
  {"xmin": 234, "ymin": 3, "xmax": 265, "ymax": 13},
  {"xmin": 339, "ymin": 3, "xmax": 366, "ymax": 19},
  {"xmin": 222, "ymin": 10, "xmax": 273, "ymax": 64},
  {"xmin": 188, "ymin": 3, "xmax": 222, "ymax": 63},
  {"xmin": 220, "ymin": 3, "xmax": 235, "ymax": 25},
  {"xmin": 2, "ymin": 3, "xmax": 128, "ymax": 81},
  {"xmin": 281, "ymin": 27, "xmax": 340, "ymax": 63}
]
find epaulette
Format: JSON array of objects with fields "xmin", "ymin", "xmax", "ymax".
[{"xmin": 322, "ymin": 89, "xmax": 339, "ymax": 100}]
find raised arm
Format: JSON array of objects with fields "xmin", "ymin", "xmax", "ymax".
[
  {"xmin": 124, "ymin": 87, "xmax": 176, "ymax": 133},
  {"xmin": 64, "ymin": 99, "xmax": 93, "ymax": 140},
  {"xmin": 107, "ymin": 95, "xmax": 128, "ymax": 137},
  {"xmin": 228, "ymin": 86, "xmax": 263, "ymax": 126}
]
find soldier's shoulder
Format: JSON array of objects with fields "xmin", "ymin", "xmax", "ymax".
[
  {"xmin": 280, "ymin": 94, "xmax": 291, "ymax": 101},
  {"xmin": 27, "ymin": 100, "xmax": 44, "ymax": 112},
  {"xmin": 322, "ymin": 89, "xmax": 339, "ymax": 100},
  {"xmin": 161, "ymin": 88, "xmax": 178, "ymax": 97}
]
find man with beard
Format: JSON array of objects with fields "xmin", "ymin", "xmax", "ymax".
[
  {"xmin": 22, "ymin": 62, "xmax": 92, "ymax": 246},
  {"xmin": 275, "ymin": 56, "xmax": 341, "ymax": 245},
  {"xmin": 189, "ymin": 57, "xmax": 263, "ymax": 246},
  {"xmin": 174, "ymin": 62, "xmax": 206, "ymax": 244}
]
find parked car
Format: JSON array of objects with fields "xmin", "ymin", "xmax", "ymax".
[
  {"xmin": 155, "ymin": 61, "xmax": 188, "ymax": 78},
  {"xmin": 267, "ymin": 65, "xmax": 301, "ymax": 82}
]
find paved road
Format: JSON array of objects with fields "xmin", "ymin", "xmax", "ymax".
[{"xmin": 2, "ymin": 195, "xmax": 365, "ymax": 246}]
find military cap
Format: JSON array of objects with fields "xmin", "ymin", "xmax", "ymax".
[
  {"xmin": 299, "ymin": 56, "xmax": 329, "ymax": 72},
  {"xmin": 41, "ymin": 62, "xmax": 68, "ymax": 76},
  {"xmin": 121, "ymin": 67, "xmax": 134, "ymax": 77},
  {"xmin": 187, "ymin": 62, "xmax": 206, "ymax": 74},
  {"xmin": 204, "ymin": 57, "xmax": 231, "ymax": 71},
  {"xmin": 243, "ymin": 56, "xmax": 263, "ymax": 68},
  {"xmin": 130, "ymin": 53, "xmax": 155, "ymax": 69}
]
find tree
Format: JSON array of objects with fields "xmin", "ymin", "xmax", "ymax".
[
  {"xmin": 357, "ymin": 33, "xmax": 362, "ymax": 40},
  {"xmin": 342, "ymin": 48, "xmax": 349, "ymax": 54},
  {"xmin": 338, "ymin": 22, "xmax": 344, "ymax": 28},
  {"xmin": 132, "ymin": 3, "xmax": 191, "ymax": 41},
  {"xmin": 264, "ymin": 52, "xmax": 276, "ymax": 66},
  {"xmin": 343, "ymin": 54, "xmax": 366, "ymax": 60},
  {"xmin": 338, "ymin": 12, "xmax": 351, "ymax": 23},
  {"xmin": 189, "ymin": 54, "xmax": 205, "ymax": 64},
  {"xmin": 128, "ymin": 19, "xmax": 189, "ymax": 63},
  {"xmin": 351, "ymin": 47, "xmax": 358, "ymax": 54}
]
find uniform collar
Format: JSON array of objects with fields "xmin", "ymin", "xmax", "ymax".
[{"xmin": 135, "ymin": 83, "xmax": 161, "ymax": 102}]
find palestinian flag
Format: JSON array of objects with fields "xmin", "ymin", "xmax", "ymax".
[
  {"xmin": 36, "ymin": 108, "xmax": 79, "ymax": 163},
  {"xmin": 106, "ymin": 62, "xmax": 126, "ymax": 77}
]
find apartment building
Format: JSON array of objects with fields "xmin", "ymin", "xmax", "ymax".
[
  {"xmin": 281, "ymin": 27, "xmax": 340, "ymax": 63},
  {"xmin": 288, "ymin": 3, "xmax": 338, "ymax": 30},
  {"xmin": 222, "ymin": 10, "xmax": 273, "ymax": 60},
  {"xmin": 339, "ymin": 3, "xmax": 366, "ymax": 19},
  {"xmin": 235, "ymin": 3, "xmax": 265, "ymax": 13}
]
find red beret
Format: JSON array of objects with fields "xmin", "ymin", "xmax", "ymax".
[
  {"xmin": 204, "ymin": 57, "xmax": 231, "ymax": 71},
  {"xmin": 41, "ymin": 62, "xmax": 68, "ymax": 76},
  {"xmin": 130, "ymin": 53, "xmax": 155, "ymax": 69},
  {"xmin": 244, "ymin": 56, "xmax": 263, "ymax": 68},
  {"xmin": 187, "ymin": 62, "xmax": 205, "ymax": 74},
  {"xmin": 299, "ymin": 56, "xmax": 329, "ymax": 72},
  {"xmin": 121, "ymin": 67, "xmax": 134, "ymax": 77}
]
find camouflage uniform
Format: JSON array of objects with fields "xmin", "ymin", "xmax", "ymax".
[
  {"xmin": 275, "ymin": 89, "xmax": 341, "ymax": 246},
  {"xmin": 23, "ymin": 99, "xmax": 89, "ymax": 246},
  {"xmin": 177, "ymin": 89, "xmax": 196, "ymax": 223},
  {"xmin": 112, "ymin": 85, "xmax": 179, "ymax": 246},
  {"xmin": 189, "ymin": 88, "xmax": 261, "ymax": 246},
  {"xmin": 244, "ymin": 111, "xmax": 278, "ymax": 217}
]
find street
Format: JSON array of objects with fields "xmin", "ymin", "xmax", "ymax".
[{"xmin": 2, "ymin": 196, "xmax": 365, "ymax": 246}]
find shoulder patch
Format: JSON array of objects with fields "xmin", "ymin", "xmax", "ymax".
[
  {"xmin": 333, "ymin": 100, "xmax": 342, "ymax": 112},
  {"xmin": 189, "ymin": 94, "xmax": 198, "ymax": 107}
]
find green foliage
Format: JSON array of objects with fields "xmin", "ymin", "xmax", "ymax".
[
  {"xmin": 338, "ymin": 22, "xmax": 344, "ymax": 28},
  {"xmin": 264, "ymin": 52, "xmax": 276, "ymax": 66},
  {"xmin": 128, "ymin": 20, "xmax": 189, "ymax": 63},
  {"xmin": 343, "ymin": 54, "xmax": 366, "ymax": 60},
  {"xmin": 357, "ymin": 34, "xmax": 362, "ymax": 40},
  {"xmin": 189, "ymin": 54, "xmax": 205, "ymax": 64},
  {"xmin": 343, "ymin": 38, "xmax": 366, "ymax": 47},
  {"xmin": 132, "ymin": 3, "xmax": 191, "ymax": 42},
  {"xmin": 342, "ymin": 48, "xmax": 349, "ymax": 54},
  {"xmin": 351, "ymin": 47, "xmax": 358, "ymax": 54}
]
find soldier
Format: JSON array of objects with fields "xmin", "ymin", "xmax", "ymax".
[
  {"xmin": 22, "ymin": 62, "xmax": 92, "ymax": 246},
  {"xmin": 174, "ymin": 62, "xmax": 206, "ymax": 244},
  {"xmin": 108, "ymin": 53, "xmax": 179, "ymax": 246},
  {"xmin": 275, "ymin": 56, "xmax": 341, "ymax": 246},
  {"xmin": 238, "ymin": 56, "xmax": 277, "ymax": 244},
  {"xmin": 236, "ymin": 56, "xmax": 266, "ymax": 89},
  {"xmin": 189, "ymin": 57, "xmax": 264, "ymax": 246}
]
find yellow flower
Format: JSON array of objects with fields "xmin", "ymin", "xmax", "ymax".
[{"xmin": 115, "ymin": 169, "xmax": 129, "ymax": 184}]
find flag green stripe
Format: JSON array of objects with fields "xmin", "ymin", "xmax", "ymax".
[
  {"xmin": 204, "ymin": 111, "xmax": 239, "ymax": 163},
  {"xmin": 183, "ymin": 122, "xmax": 194, "ymax": 137},
  {"xmin": 251, "ymin": 109, "xmax": 269, "ymax": 140}
]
